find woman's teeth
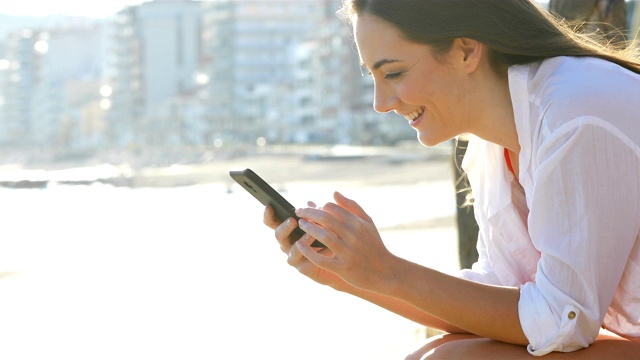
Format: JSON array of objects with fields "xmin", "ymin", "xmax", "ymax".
[{"xmin": 405, "ymin": 107, "xmax": 425, "ymax": 122}]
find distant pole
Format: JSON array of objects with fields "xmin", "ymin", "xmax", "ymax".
[{"xmin": 453, "ymin": 139, "xmax": 478, "ymax": 270}]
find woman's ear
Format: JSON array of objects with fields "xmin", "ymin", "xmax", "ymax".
[{"xmin": 451, "ymin": 37, "xmax": 484, "ymax": 73}]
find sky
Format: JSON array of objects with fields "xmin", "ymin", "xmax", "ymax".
[
  {"xmin": 0, "ymin": 0, "xmax": 554, "ymax": 18},
  {"xmin": 0, "ymin": 0, "xmax": 148, "ymax": 18}
]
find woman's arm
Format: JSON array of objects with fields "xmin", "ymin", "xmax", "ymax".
[
  {"xmin": 379, "ymin": 254, "xmax": 526, "ymax": 344},
  {"xmin": 265, "ymin": 205, "xmax": 467, "ymax": 334},
  {"xmin": 339, "ymin": 282, "xmax": 469, "ymax": 335},
  {"xmin": 294, "ymin": 192, "xmax": 529, "ymax": 345}
]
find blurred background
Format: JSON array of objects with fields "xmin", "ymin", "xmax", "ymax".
[
  {"xmin": 0, "ymin": 1, "xmax": 638, "ymax": 359},
  {"xmin": 0, "ymin": 0, "xmax": 415, "ymax": 168}
]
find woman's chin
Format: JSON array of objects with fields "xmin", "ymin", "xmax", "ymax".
[{"xmin": 417, "ymin": 133, "xmax": 448, "ymax": 148}]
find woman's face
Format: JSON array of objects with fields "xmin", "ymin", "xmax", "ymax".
[{"xmin": 354, "ymin": 14, "xmax": 471, "ymax": 147}]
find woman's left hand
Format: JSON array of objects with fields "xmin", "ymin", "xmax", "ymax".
[{"xmin": 294, "ymin": 191, "xmax": 399, "ymax": 293}]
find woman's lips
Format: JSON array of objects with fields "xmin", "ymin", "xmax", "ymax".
[{"xmin": 405, "ymin": 107, "xmax": 425, "ymax": 128}]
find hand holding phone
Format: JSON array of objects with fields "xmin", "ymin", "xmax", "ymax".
[{"xmin": 229, "ymin": 168, "xmax": 325, "ymax": 248}]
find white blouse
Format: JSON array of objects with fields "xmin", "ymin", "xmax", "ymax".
[{"xmin": 459, "ymin": 56, "xmax": 640, "ymax": 355}]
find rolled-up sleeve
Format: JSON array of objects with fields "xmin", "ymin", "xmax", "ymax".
[
  {"xmin": 521, "ymin": 118, "xmax": 640, "ymax": 355},
  {"xmin": 520, "ymin": 277, "xmax": 594, "ymax": 354}
]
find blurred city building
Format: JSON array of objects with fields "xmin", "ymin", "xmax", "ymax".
[
  {"xmin": 107, "ymin": 0, "xmax": 202, "ymax": 149},
  {"xmin": 202, "ymin": 0, "xmax": 309, "ymax": 146},
  {"xmin": 0, "ymin": 21, "xmax": 106, "ymax": 157},
  {"xmin": 0, "ymin": 0, "xmax": 415, "ymax": 160}
]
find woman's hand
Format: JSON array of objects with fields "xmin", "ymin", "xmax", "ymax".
[
  {"xmin": 294, "ymin": 191, "xmax": 399, "ymax": 294},
  {"xmin": 263, "ymin": 202, "xmax": 348, "ymax": 290},
  {"xmin": 265, "ymin": 194, "xmax": 471, "ymax": 334}
]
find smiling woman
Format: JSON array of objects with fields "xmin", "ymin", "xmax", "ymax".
[{"xmin": 262, "ymin": 0, "xmax": 640, "ymax": 359}]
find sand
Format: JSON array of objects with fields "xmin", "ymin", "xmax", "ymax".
[{"xmin": 0, "ymin": 145, "xmax": 463, "ymax": 359}]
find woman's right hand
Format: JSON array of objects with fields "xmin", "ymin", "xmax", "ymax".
[
  {"xmin": 264, "ymin": 205, "xmax": 465, "ymax": 335},
  {"xmin": 263, "ymin": 205, "xmax": 348, "ymax": 291}
]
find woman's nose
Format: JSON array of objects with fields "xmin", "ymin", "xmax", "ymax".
[{"xmin": 373, "ymin": 83, "xmax": 399, "ymax": 113}]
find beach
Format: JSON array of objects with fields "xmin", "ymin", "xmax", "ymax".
[
  {"xmin": 0, "ymin": 146, "xmax": 461, "ymax": 359},
  {"xmin": 0, "ymin": 143, "xmax": 453, "ymax": 188}
]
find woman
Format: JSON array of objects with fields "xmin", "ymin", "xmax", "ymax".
[{"xmin": 265, "ymin": 0, "xmax": 640, "ymax": 357}]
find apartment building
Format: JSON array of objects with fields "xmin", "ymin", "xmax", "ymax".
[
  {"xmin": 202, "ymin": 0, "xmax": 348, "ymax": 145},
  {"xmin": 107, "ymin": 0, "xmax": 202, "ymax": 147},
  {"xmin": 0, "ymin": 23, "xmax": 105, "ymax": 152}
]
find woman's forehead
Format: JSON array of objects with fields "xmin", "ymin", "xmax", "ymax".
[
  {"xmin": 354, "ymin": 14, "xmax": 430, "ymax": 70},
  {"xmin": 354, "ymin": 15, "xmax": 404, "ymax": 66}
]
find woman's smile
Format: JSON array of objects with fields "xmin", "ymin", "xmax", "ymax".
[{"xmin": 401, "ymin": 107, "xmax": 426, "ymax": 128}]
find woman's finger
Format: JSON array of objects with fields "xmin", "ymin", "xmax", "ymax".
[
  {"xmin": 296, "ymin": 206, "xmax": 344, "ymax": 235},
  {"xmin": 274, "ymin": 217, "xmax": 298, "ymax": 252},
  {"xmin": 334, "ymin": 191, "xmax": 374, "ymax": 223},
  {"xmin": 296, "ymin": 235, "xmax": 336, "ymax": 272},
  {"xmin": 309, "ymin": 192, "xmax": 373, "ymax": 231},
  {"xmin": 298, "ymin": 217, "xmax": 344, "ymax": 254},
  {"xmin": 263, "ymin": 205, "xmax": 281, "ymax": 229},
  {"xmin": 286, "ymin": 232, "xmax": 306, "ymax": 265}
]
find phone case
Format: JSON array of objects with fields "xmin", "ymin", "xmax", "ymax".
[{"xmin": 229, "ymin": 168, "xmax": 325, "ymax": 248}]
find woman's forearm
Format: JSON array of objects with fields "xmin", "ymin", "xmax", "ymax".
[
  {"xmin": 336, "ymin": 281, "xmax": 469, "ymax": 334},
  {"xmin": 381, "ymin": 255, "xmax": 528, "ymax": 345}
]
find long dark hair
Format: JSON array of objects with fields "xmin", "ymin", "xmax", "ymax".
[{"xmin": 338, "ymin": 0, "xmax": 640, "ymax": 74}]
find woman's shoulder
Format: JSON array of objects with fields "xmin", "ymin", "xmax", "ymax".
[
  {"xmin": 533, "ymin": 56, "xmax": 639, "ymax": 102},
  {"xmin": 510, "ymin": 56, "xmax": 640, "ymax": 164},
  {"xmin": 514, "ymin": 56, "xmax": 640, "ymax": 140},
  {"xmin": 512, "ymin": 56, "xmax": 639, "ymax": 100}
]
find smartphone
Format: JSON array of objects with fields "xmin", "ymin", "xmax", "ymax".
[{"xmin": 229, "ymin": 168, "xmax": 325, "ymax": 248}]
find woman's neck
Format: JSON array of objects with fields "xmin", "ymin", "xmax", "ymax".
[{"xmin": 468, "ymin": 62, "xmax": 520, "ymax": 154}]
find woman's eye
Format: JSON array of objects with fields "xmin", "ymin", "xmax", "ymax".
[{"xmin": 385, "ymin": 72, "xmax": 402, "ymax": 80}]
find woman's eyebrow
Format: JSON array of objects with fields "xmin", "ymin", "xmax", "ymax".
[
  {"xmin": 372, "ymin": 59, "xmax": 400, "ymax": 70},
  {"xmin": 360, "ymin": 59, "xmax": 401, "ymax": 71}
]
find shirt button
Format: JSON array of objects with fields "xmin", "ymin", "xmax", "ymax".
[{"xmin": 568, "ymin": 311, "xmax": 576, "ymax": 320}]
